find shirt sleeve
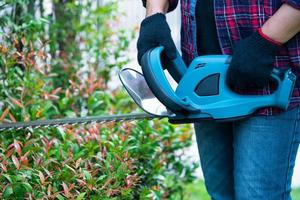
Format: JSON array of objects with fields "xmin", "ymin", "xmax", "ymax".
[
  {"xmin": 282, "ymin": 0, "xmax": 300, "ymax": 9},
  {"xmin": 142, "ymin": 0, "xmax": 179, "ymax": 12}
]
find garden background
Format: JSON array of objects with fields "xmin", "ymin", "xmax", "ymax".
[{"xmin": 0, "ymin": 0, "xmax": 299, "ymax": 199}]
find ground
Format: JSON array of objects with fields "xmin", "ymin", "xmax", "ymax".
[{"xmin": 184, "ymin": 180, "xmax": 300, "ymax": 200}]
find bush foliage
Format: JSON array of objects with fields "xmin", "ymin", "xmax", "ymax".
[{"xmin": 0, "ymin": 0, "xmax": 197, "ymax": 199}]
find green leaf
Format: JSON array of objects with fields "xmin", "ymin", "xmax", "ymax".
[
  {"xmin": 76, "ymin": 192, "xmax": 86, "ymax": 200},
  {"xmin": 3, "ymin": 185, "xmax": 13, "ymax": 198},
  {"xmin": 2, "ymin": 174, "xmax": 12, "ymax": 183},
  {"xmin": 57, "ymin": 127, "xmax": 66, "ymax": 141},
  {"xmin": 56, "ymin": 194, "xmax": 65, "ymax": 200},
  {"xmin": 64, "ymin": 110, "xmax": 77, "ymax": 117},
  {"xmin": 82, "ymin": 170, "xmax": 92, "ymax": 181},
  {"xmin": 14, "ymin": 183, "xmax": 27, "ymax": 199},
  {"xmin": 21, "ymin": 182, "xmax": 33, "ymax": 193}
]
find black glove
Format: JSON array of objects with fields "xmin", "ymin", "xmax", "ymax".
[
  {"xmin": 226, "ymin": 30, "xmax": 281, "ymax": 90},
  {"xmin": 137, "ymin": 13, "xmax": 177, "ymax": 65}
]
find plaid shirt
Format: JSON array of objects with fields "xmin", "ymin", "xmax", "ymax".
[{"xmin": 142, "ymin": 0, "xmax": 300, "ymax": 116}]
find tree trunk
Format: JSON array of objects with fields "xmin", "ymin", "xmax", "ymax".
[
  {"xmin": 27, "ymin": 0, "xmax": 35, "ymax": 16},
  {"xmin": 52, "ymin": 0, "xmax": 81, "ymax": 61}
]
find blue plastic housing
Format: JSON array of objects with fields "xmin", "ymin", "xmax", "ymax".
[{"xmin": 140, "ymin": 47, "xmax": 296, "ymax": 121}]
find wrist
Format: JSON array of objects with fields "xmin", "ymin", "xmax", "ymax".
[
  {"xmin": 146, "ymin": 10, "xmax": 165, "ymax": 17},
  {"xmin": 260, "ymin": 4, "xmax": 300, "ymax": 44},
  {"xmin": 146, "ymin": 0, "xmax": 169, "ymax": 16},
  {"xmin": 258, "ymin": 28, "xmax": 283, "ymax": 46}
]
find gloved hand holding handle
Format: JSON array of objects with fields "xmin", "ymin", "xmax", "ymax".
[
  {"xmin": 137, "ymin": 2, "xmax": 177, "ymax": 65},
  {"xmin": 226, "ymin": 28, "xmax": 282, "ymax": 89},
  {"xmin": 226, "ymin": 4, "xmax": 300, "ymax": 90}
]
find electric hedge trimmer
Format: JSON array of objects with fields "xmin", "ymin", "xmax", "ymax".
[{"xmin": 0, "ymin": 47, "xmax": 296, "ymax": 131}]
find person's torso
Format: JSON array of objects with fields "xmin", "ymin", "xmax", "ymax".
[
  {"xmin": 182, "ymin": 0, "xmax": 300, "ymax": 115},
  {"xmin": 195, "ymin": 0, "xmax": 221, "ymax": 55}
]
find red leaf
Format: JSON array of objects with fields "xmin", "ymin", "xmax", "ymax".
[
  {"xmin": 39, "ymin": 171, "xmax": 45, "ymax": 185},
  {"xmin": 69, "ymin": 183, "xmax": 74, "ymax": 190},
  {"xmin": 13, "ymin": 140, "xmax": 22, "ymax": 156},
  {"xmin": 12, "ymin": 155, "xmax": 20, "ymax": 169},
  {"xmin": 47, "ymin": 185, "xmax": 52, "ymax": 196},
  {"xmin": 21, "ymin": 37, "xmax": 27, "ymax": 45},
  {"xmin": 114, "ymin": 153, "xmax": 123, "ymax": 162},
  {"xmin": 11, "ymin": 98, "xmax": 24, "ymax": 108},
  {"xmin": 75, "ymin": 158, "xmax": 82, "ymax": 169},
  {"xmin": 33, "ymin": 156, "xmax": 42, "ymax": 166},
  {"xmin": 8, "ymin": 113, "xmax": 16, "ymax": 123},
  {"xmin": 101, "ymin": 179, "xmax": 112, "ymax": 190},
  {"xmin": 0, "ymin": 45, "xmax": 8, "ymax": 54},
  {"xmin": 124, "ymin": 150, "xmax": 128, "ymax": 159},
  {"xmin": 5, "ymin": 148, "xmax": 14, "ymax": 158},
  {"xmin": 35, "ymin": 109, "xmax": 43, "ymax": 118},
  {"xmin": 62, "ymin": 182, "xmax": 70, "ymax": 198},
  {"xmin": 8, "ymin": 143, "xmax": 14, "ymax": 149},
  {"xmin": 48, "ymin": 94, "xmax": 59, "ymax": 100},
  {"xmin": 29, "ymin": 41, "xmax": 33, "ymax": 51},
  {"xmin": 0, "ymin": 107, "xmax": 10, "ymax": 122},
  {"xmin": 51, "ymin": 87, "xmax": 62, "ymax": 95},
  {"xmin": 0, "ymin": 163, "xmax": 7, "ymax": 172},
  {"xmin": 20, "ymin": 151, "xmax": 29, "ymax": 166},
  {"xmin": 13, "ymin": 38, "xmax": 19, "ymax": 48},
  {"xmin": 76, "ymin": 179, "xmax": 86, "ymax": 186},
  {"xmin": 37, "ymin": 49, "xmax": 44, "ymax": 59}
]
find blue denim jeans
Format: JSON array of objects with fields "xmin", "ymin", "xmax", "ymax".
[{"xmin": 194, "ymin": 106, "xmax": 300, "ymax": 200}]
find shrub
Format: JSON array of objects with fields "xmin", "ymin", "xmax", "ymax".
[{"xmin": 0, "ymin": 0, "xmax": 198, "ymax": 199}]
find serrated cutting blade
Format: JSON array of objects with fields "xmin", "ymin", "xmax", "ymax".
[{"xmin": 0, "ymin": 113, "xmax": 165, "ymax": 131}]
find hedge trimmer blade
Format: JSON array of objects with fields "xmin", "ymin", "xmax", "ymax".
[{"xmin": 0, "ymin": 113, "xmax": 164, "ymax": 131}]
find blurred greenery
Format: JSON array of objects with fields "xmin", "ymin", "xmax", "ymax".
[
  {"xmin": 183, "ymin": 179, "xmax": 300, "ymax": 200},
  {"xmin": 293, "ymin": 188, "xmax": 300, "ymax": 199},
  {"xmin": 183, "ymin": 180, "xmax": 209, "ymax": 200}
]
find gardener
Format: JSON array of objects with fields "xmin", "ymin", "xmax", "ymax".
[{"xmin": 137, "ymin": 0, "xmax": 300, "ymax": 199}]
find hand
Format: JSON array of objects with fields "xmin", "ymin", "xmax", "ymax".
[
  {"xmin": 137, "ymin": 13, "xmax": 176, "ymax": 65},
  {"xmin": 226, "ymin": 29, "xmax": 281, "ymax": 89}
]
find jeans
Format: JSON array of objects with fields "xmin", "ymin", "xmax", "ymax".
[{"xmin": 194, "ymin": 106, "xmax": 300, "ymax": 200}]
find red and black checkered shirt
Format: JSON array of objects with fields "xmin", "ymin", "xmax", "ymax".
[{"xmin": 142, "ymin": 0, "xmax": 300, "ymax": 116}]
